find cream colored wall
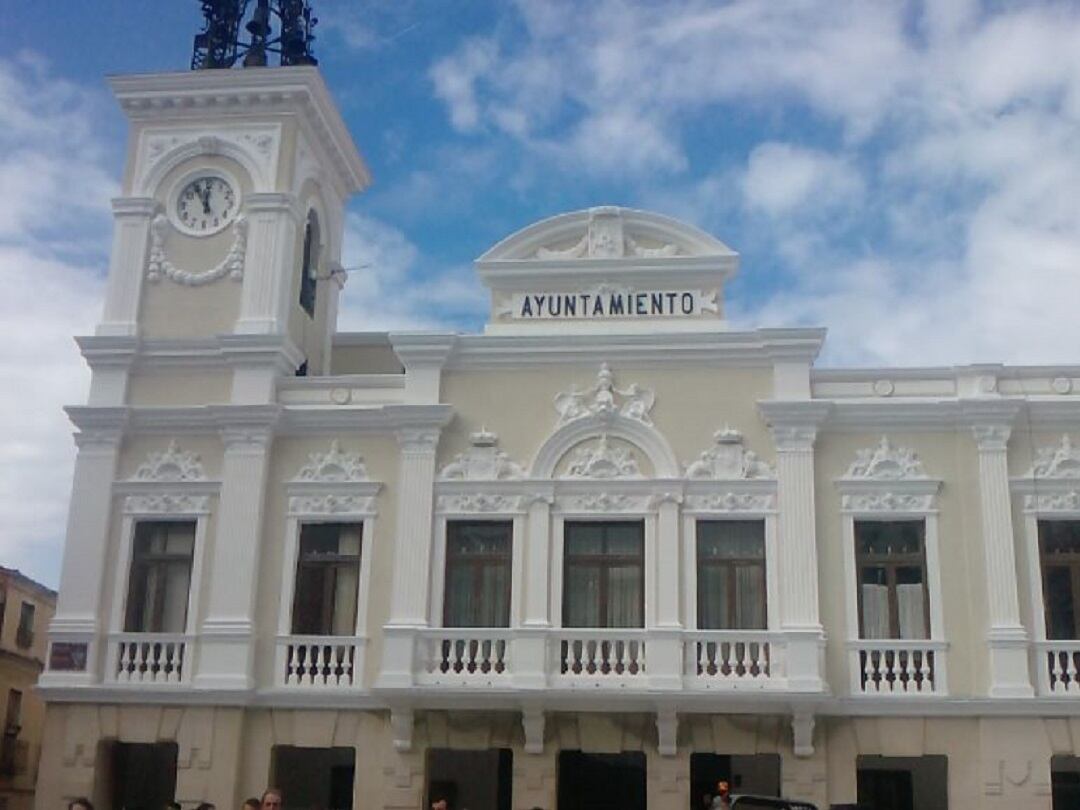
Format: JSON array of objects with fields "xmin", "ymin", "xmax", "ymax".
[
  {"xmin": 814, "ymin": 431, "xmax": 990, "ymax": 697},
  {"xmin": 126, "ymin": 371, "xmax": 232, "ymax": 406},
  {"xmin": 254, "ymin": 436, "xmax": 400, "ymax": 686},
  {"xmin": 330, "ymin": 344, "xmax": 405, "ymax": 375},
  {"xmin": 137, "ymin": 154, "xmax": 252, "ymax": 339},
  {"xmin": 438, "ymin": 366, "xmax": 774, "ymax": 472}
]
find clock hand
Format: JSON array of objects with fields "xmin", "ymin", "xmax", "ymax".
[{"xmin": 199, "ymin": 182, "xmax": 212, "ymax": 214}]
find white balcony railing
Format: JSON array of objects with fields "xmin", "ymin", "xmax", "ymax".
[
  {"xmin": 1037, "ymin": 641, "xmax": 1080, "ymax": 695},
  {"xmin": 849, "ymin": 639, "xmax": 947, "ymax": 696},
  {"xmin": 106, "ymin": 634, "xmax": 192, "ymax": 685},
  {"xmin": 687, "ymin": 631, "xmax": 781, "ymax": 688},
  {"xmin": 276, "ymin": 636, "xmax": 363, "ymax": 688},
  {"xmin": 417, "ymin": 629, "xmax": 513, "ymax": 685},
  {"xmin": 557, "ymin": 630, "xmax": 647, "ymax": 680}
]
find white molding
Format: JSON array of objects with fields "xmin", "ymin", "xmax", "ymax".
[
  {"xmin": 684, "ymin": 426, "xmax": 774, "ymax": 479},
  {"xmin": 130, "ymin": 439, "xmax": 207, "ymax": 482},
  {"xmin": 532, "ymin": 412, "xmax": 679, "ymax": 479},
  {"xmin": 553, "ymin": 363, "xmax": 656, "ymax": 427},
  {"xmin": 292, "ymin": 440, "xmax": 371, "ymax": 483},
  {"xmin": 560, "ymin": 434, "xmax": 643, "ymax": 480},
  {"xmin": 842, "ymin": 436, "xmax": 930, "ymax": 480},
  {"xmin": 438, "ymin": 429, "xmax": 525, "ymax": 481},
  {"xmin": 835, "ymin": 437, "xmax": 943, "ymax": 513},
  {"xmin": 146, "ymin": 211, "xmax": 248, "ymax": 287}
]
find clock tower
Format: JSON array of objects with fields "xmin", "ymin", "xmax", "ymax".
[{"xmin": 98, "ymin": 64, "xmax": 369, "ymax": 391}]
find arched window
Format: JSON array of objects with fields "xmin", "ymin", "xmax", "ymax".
[{"xmin": 299, "ymin": 210, "xmax": 320, "ymax": 317}]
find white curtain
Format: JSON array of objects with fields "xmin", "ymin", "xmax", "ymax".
[
  {"xmin": 330, "ymin": 526, "xmax": 361, "ymax": 635},
  {"xmin": 861, "ymin": 584, "xmax": 890, "ymax": 639},
  {"xmin": 734, "ymin": 566, "xmax": 766, "ymax": 629},
  {"xmin": 607, "ymin": 566, "xmax": 642, "ymax": 628},
  {"xmin": 897, "ymin": 583, "xmax": 927, "ymax": 639}
]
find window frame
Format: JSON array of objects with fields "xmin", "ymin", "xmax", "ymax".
[
  {"xmin": 694, "ymin": 519, "xmax": 769, "ymax": 631},
  {"xmin": 1028, "ymin": 517, "xmax": 1080, "ymax": 642},
  {"xmin": 122, "ymin": 521, "xmax": 197, "ymax": 635},
  {"xmin": 298, "ymin": 210, "xmax": 320, "ymax": 318},
  {"xmin": 853, "ymin": 519, "xmax": 931, "ymax": 640},
  {"xmin": 561, "ymin": 519, "xmax": 646, "ymax": 629},
  {"xmin": 290, "ymin": 522, "xmax": 365, "ymax": 637},
  {"xmin": 442, "ymin": 520, "xmax": 514, "ymax": 629}
]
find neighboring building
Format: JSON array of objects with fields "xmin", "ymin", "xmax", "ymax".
[
  {"xmin": 32, "ymin": 63, "xmax": 1080, "ymax": 810},
  {"xmin": 0, "ymin": 569, "xmax": 55, "ymax": 810}
]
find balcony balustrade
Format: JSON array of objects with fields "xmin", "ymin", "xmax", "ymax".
[
  {"xmin": 848, "ymin": 639, "xmax": 947, "ymax": 696},
  {"xmin": 416, "ymin": 629, "xmax": 514, "ymax": 686},
  {"xmin": 1036, "ymin": 641, "xmax": 1080, "ymax": 695},
  {"xmin": 106, "ymin": 633, "xmax": 191, "ymax": 685},
  {"xmin": 276, "ymin": 636, "xmax": 363, "ymax": 688},
  {"xmin": 687, "ymin": 631, "xmax": 782, "ymax": 689},
  {"xmin": 556, "ymin": 630, "xmax": 647, "ymax": 682}
]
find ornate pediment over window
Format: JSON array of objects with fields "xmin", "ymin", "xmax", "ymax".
[
  {"xmin": 288, "ymin": 440, "xmax": 380, "ymax": 517},
  {"xmin": 554, "ymin": 363, "xmax": 655, "ymax": 427},
  {"xmin": 292, "ymin": 440, "xmax": 370, "ymax": 483},
  {"xmin": 439, "ymin": 429, "xmax": 525, "ymax": 481},
  {"xmin": 685, "ymin": 427, "xmax": 774, "ymax": 480},
  {"xmin": 131, "ymin": 440, "xmax": 206, "ymax": 482},
  {"xmin": 836, "ymin": 437, "xmax": 940, "ymax": 513},
  {"xmin": 560, "ymin": 435, "xmax": 642, "ymax": 480},
  {"xmin": 1014, "ymin": 435, "xmax": 1080, "ymax": 514}
]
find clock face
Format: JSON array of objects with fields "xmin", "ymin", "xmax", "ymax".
[{"xmin": 175, "ymin": 175, "xmax": 237, "ymax": 235}]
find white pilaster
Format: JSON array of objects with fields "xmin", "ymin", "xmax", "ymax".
[
  {"xmin": 97, "ymin": 197, "xmax": 156, "ymax": 337},
  {"xmin": 971, "ymin": 418, "xmax": 1034, "ymax": 697},
  {"xmin": 234, "ymin": 192, "xmax": 299, "ymax": 335},
  {"xmin": 379, "ymin": 425, "xmax": 442, "ymax": 688},
  {"xmin": 760, "ymin": 401, "xmax": 830, "ymax": 692},
  {"xmin": 193, "ymin": 410, "xmax": 278, "ymax": 690},
  {"xmin": 43, "ymin": 412, "xmax": 126, "ymax": 686},
  {"xmin": 654, "ymin": 493, "xmax": 683, "ymax": 628},
  {"xmin": 389, "ymin": 333, "xmax": 456, "ymax": 404}
]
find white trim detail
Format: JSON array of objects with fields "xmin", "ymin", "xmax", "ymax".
[
  {"xmin": 553, "ymin": 363, "xmax": 655, "ymax": 427},
  {"xmin": 561, "ymin": 434, "xmax": 642, "ymax": 480},
  {"xmin": 844, "ymin": 436, "xmax": 929, "ymax": 480},
  {"xmin": 292, "ymin": 440, "xmax": 371, "ymax": 483},
  {"xmin": 1028, "ymin": 434, "xmax": 1080, "ymax": 479},
  {"xmin": 685, "ymin": 426, "xmax": 774, "ymax": 479},
  {"xmin": 438, "ymin": 429, "xmax": 525, "ymax": 481},
  {"xmin": 146, "ymin": 211, "xmax": 248, "ymax": 286},
  {"xmin": 131, "ymin": 439, "xmax": 207, "ymax": 482}
]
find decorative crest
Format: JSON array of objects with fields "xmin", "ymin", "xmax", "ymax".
[
  {"xmin": 534, "ymin": 208, "xmax": 679, "ymax": 260},
  {"xmin": 554, "ymin": 363, "xmax": 655, "ymax": 426},
  {"xmin": 844, "ymin": 437, "xmax": 927, "ymax": 480},
  {"xmin": 131, "ymin": 440, "xmax": 206, "ymax": 482},
  {"xmin": 439, "ymin": 429, "xmax": 526, "ymax": 481},
  {"xmin": 685, "ymin": 426, "xmax": 774, "ymax": 480},
  {"xmin": 293, "ymin": 440, "xmax": 369, "ymax": 482},
  {"xmin": 561, "ymin": 435, "xmax": 641, "ymax": 479},
  {"xmin": 192, "ymin": 0, "xmax": 318, "ymax": 70},
  {"xmin": 1028, "ymin": 435, "xmax": 1080, "ymax": 479}
]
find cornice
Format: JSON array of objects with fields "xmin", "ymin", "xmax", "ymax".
[
  {"xmin": 388, "ymin": 332, "xmax": 457, "ymax": 368},
  {"xmin": 111, "ymin": 196, "xmax": 157, "ymax": 217},
  {"xmin": 108, "ymin": 67, "xmax": 369, "ymax": 194},
  {"xmin": 443, "ymin": 328, "xmax": 825, "ymax": 370}
]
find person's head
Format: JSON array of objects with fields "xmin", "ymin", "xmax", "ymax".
[
  {"xmin": 69, "ymin": 799, "xmax": 94, "ymax": 810},
  {"xmin": 243, "ymin": 799, "xmax": 261, "ymax": 810},
  {"xmin": 261, "ymin": 789, "xmax": 283, "ymax": 810},
  {"xmin": 716, "ymin": 781, "xmax": 730, "ymax": 798},
  {"xmin": 431, "ymin": 798, "xmax": 447, "ymax": 810}
]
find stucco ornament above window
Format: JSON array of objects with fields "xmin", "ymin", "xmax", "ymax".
[
  {"xmin": 293, "ymin": 440, "xmax": 370, "ymax": 482},
  {"xmin": 561, "ymin": 434, "xmax": 642, "ymax": 480},
  {"xmin": 844, "ymin": 436, "xmax": 928, "ymax": 480},
  {"xmin": 1027, "ymin": 435, "xmax": 1080, "ymax": 478},
  {"xmin": 439, "ymin": 429, "xmax": 526, "ymax": 481},
  {"xmin": 685, "ymin": 426, "xmax": 775, "ymax": 480},
  {"xmin": 131, "ymin": 440, "xmax": 206, "ymax": 482},
  {"xmin": 553, "ymin": 363, "xmax": 655, "ymax": 427}
]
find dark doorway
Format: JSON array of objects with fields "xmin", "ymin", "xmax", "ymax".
[
  {"xmin": 1052, "ymin": 755, "xmax": 1080, "ymax": 810},
  {"xmin": 427, "ymin": 748, "xmax": 512, "ymax": 810},
  {"xmin": 856, "ymin": 756, "xmax": 947, "ymax": 810},
  {"xmin": 558, "ymin": 751, "xmax": 646, "ymax": 810},
  {"xmin": 272, "ymin": 746, "xmax": 355, "ymax": 810},
  {"xmin": 690, "ymin": 753, "xmax": 781, "ymax": 807},
  {"xmin": 110, "ymin": 742, "xmax": 178, "ymax": 810}
]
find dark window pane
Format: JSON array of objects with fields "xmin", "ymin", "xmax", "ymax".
[
  {"xmin": 124, "ymin": 521, "xmax": 195, "ymax": 634},
  {"xmin": 855, "ymin": 521, "xmax": 928, "ymax": 640},
  {"xmin": 292, "ymin": 523, "xmax": 362, "ymax": 636},
  {"xmin": 1045, "ymin": 566, "xmax": 1077, "ymax": 640},
  {"xmin": 564, "ymin": 522, "xmax": 644, "ymax": 628},
  {"xmin": 444, "ymin": 521, "xmax": 512, "ymax": 628},
  {"xmin": 1040, "ymin": 521, "xmax": 1080, "ymax": 640},
  {"xmin": 696, "ymin": 521, "xmax": 767, "ymax": 631}
]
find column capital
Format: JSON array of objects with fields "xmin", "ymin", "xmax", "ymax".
[
  {"xmin": 972, "ymin": 423, "xmax": 1012, "ymax": 450},
  {"xmin": 211, "ymin": 404, "xmax": 281, "ymax": 449},
  {"xmin": 66, "ymin": 406, "xmax": 129, "ymax": 449},
  {"xmin": 961, "ymin": 399, "xmax": 1023, "ymax": 450},
  {"xmin": 244, "ymin": 191, "xmax": 301, "ymax": 220},
  {"xmin": 395, "ymin": 426, "xmax": 441, "ymax": 453},
  {"xmin": 758, "ymin": 401, "xmax": 832, "ymax": 451}
]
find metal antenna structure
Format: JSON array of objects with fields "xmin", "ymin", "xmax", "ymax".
[{"xmin": 191, "ymin": 0, "xmax": 318, "ymax": 70}]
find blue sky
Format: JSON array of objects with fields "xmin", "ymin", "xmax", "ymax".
[{"xmin": 2, "ymin": 0, "xmax": 1080, "ymax": 586}]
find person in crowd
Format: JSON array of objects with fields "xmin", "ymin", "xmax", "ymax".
[
  {"xmin": 242, "ymin": 798, "xmax": 261, "ymax": 810},
  {"xmin": 431, "ymin": 797, "xmax": 448, "ymax": 810},
  {"xmin": 261, "ymin": 789, "xmax": 283, "ymax": 810},
  {"xmin": 68, "ymin": 799, "xmax": 94, "ymax": 810}
]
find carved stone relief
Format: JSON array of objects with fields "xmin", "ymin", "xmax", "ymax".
[
  {"xmin": 560, "ymin": 435, "xmax": 642, "ymax": 480},
  {"xmin": 131, "ymin": 440, "xmax": 206, "ymax": 482},
  {"xmin": 844, "ymin": 437, "xmax": 928, "ymax": 480},
  {"xmin": 1027, "ymin": 435, "xmax": 1080, "ymax": 478},
  {"xmin": 534, "ymin": 208, "xmax": 681, "ymax": 260},
  {"xmin": 146, "ymin": 212, "xmax": 248, "ymax": 286},
  {"xmin": 439, "ymin": 429, "xmax": 525, "ymax": 481},
  {"xmin": 685, "ymin": 427, "xmax": 774, "ymax": 479},
  {"xmin": 554, "ymin": 363, "xmax": 655, "ymax": 426},
  {"xmin": 293, "ymin": 440, "xmax": 370, "ymax": 482}
]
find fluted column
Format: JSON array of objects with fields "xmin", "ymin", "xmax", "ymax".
[
  {"xmin": 193, "ymin": 415, "xmax": 276, "ymax": 690},
  {"xmin": 973, "ymin": 423, "xmax": 1033, "ymax": 697},
  {"xmin": 515, "ymin": 491, "xmax": 555, "ymax": 689},
  {"xmin": 235, "ymin": 193, "xmax": 299, "ymax": 335},
  {"xmin": 379, "ymin": 427, "xmax": 441, "ymax": 687},
  {"xmin": 654, "ymin": 493, "xmax": 683, "ymax": 629},
  {"xmin": 97, "ymin": 197, "xmax": 156, "ymax": 337},
  {"xmin": 760, "ymin": 401, "xmax": 830, "ymax": 692},
  {"xmin": 42, "ymin": 415, "xmax": 126, "ymax": 686}
]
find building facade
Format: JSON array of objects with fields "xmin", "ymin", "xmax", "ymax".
[
  {"xmin": 34, "ymin": 65, "xmax": 1080, "ymax": 810},
  {"xmin": 0, "ymin": 568, "xmax": 56, "ymax": 810}
]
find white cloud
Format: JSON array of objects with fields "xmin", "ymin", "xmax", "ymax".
[
  {"xmin": 742, "ymin": 143, "xmax": 864, "ymax": 218},
  {"xmin": 0, "ymin": 55, "xmax": 115, "ymax": 587}
]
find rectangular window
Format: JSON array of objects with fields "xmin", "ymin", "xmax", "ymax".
[
  {"xmin": 696, "ymin": 520, "xmax": 767, "ymax": 630},
  {"xmin": 124, "ymin": 522, "xmax": 195, "ymax": 634},
  {"xmin": 15, "ymin": 603, "xmax": 33, "ymax": 649},
  {"xmin": 855, "ymin": 520, "xmax": 929, "ymax": 640},
  {"xmin": 292, "ymin": 523, "xmax": 362, "ymax": 636},
  {"xmin": 1039, "ymin": 521, "xmax": 1080, "ymax": 640},
  {"xmin": 563, "ymin": 521, "xmax": 644, "ymax": 628},
  {"xmin": 443, "ymin": 521, "xmax": 512, "ymax": 628}
]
